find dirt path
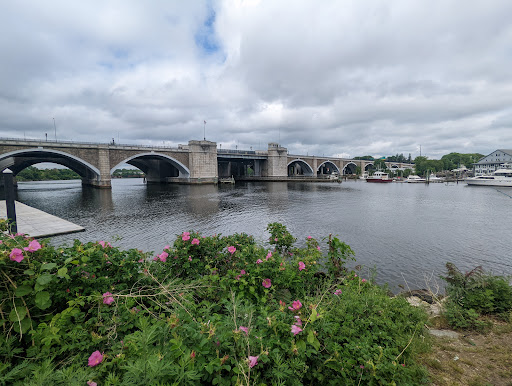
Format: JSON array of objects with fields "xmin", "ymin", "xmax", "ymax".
[{"xmin": 420, "ymin": 322, "xmax": 512, "ymax": 385}]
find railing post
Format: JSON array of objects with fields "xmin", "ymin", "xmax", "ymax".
[{"xmin": 3, "ymin": 168, "xmax": 17, "ymax": 233}]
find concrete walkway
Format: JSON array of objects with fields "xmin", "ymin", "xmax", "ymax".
[{"xmin": 0, "ymin": 201, "xmax": 84, "ymax": 238}]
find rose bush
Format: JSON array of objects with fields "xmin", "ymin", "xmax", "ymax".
[{"xmin": 0, "ymin": 223, "xmax": 429, "ymax": 385}]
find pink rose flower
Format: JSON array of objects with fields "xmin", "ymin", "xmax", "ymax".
[
  {"xmin": 87, "ymin": 381, "xmax": 97, "ymax": 386},
  {"xmin": 333, "ymin": 289, "xmax": 342, "ymax": 296},
  {"xmin": 291, "ymin": 325, "xmax": 303, "ymax": 336},
  {"xmin": 262, "ymin": 278, "xmax": 272, "ymax": 288},
  {"xmin": 288, "ymin": 300, "xmax": 302, "ymax": 311},
  {"xmin": 294, "ymin": 315, "xmax": 302, "ymax": 326},
  {"xmin": 24, "ymin": 240, "xmax": 41, "ymax": 252},
  {"xmin": 316, "ymin": 246, "xmax": 321, "ymax": 251},
  {"xmin": 274, "ymin": 237, "xmax": 278, "ymax": 242},
  {"xmin": 9, "ymin": 248, "xmax": 24, "ymax": 263},
  {"xmin": 191, "ymin": 238, "xmax": 200, "ymax": 245},
  {"xmin": 361, "ymin": 279, "xmax": 367, "ymax": 283},
  {"xmin": 307, "ymin": 236, "xmax": 312, "ymax": 239},
  {"xmin": 256, "ymin": 259, "xmax": 263, "ymax": 264},
  {"xmin": 102, "ymin": 292, "xmax": 115, "ymax": 305},
  {"xmin": 266, "ymin": 252, "xmax": 272, "ymax": 260},
  {"xmin": 164, "ymin": 244, "xmax": 170, "ymax": 250},
  {"xmin": 88, "ymin": 350, "xmax": 103, "ymax": 367},
  {"xmin": 240, "ymin": 269, "xmax": 246, "ymax": 275},
  {"xmin": 182, "ymin": 232, "xmax": 190, "ymax": 241},
  {"xmin": 239, "ymin": 326, "xmax": 249, "ymax": 335},
  {"xmin": 158, "ymin": 252, "xmax": 168, "ymax": 262},
  {"xmin": 227, "ymin": 246, "xmax": 236, "ymax": 254},
  {"xmin": 298, "ymin": 261, "xmax": 305, "ymax": 271},
  {"xmin": 98, "ymin": 241, "xmax": 111, "ymax": 248},
  {"xmin": 248, "ymin": 355, "xmax": 259, "ymax": 368},
  {"xmin": 188, "ymin": 256, "xmax": 192, "ymax": 261}
]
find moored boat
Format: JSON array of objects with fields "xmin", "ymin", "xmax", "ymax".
[
  {"xmin": 405, "ymin": 175, "xmax": 426, "ymax": 183},
  {"xmin": 465, "ymin": 163, "xmax": 512, "ymax": 187},
  {"xmin": 428, "ymin": 174, "xmax": 444, "ymax": 183},
  {"xmin": 366, "ymin": 171, "xmax": 393, "ymax": 183}
]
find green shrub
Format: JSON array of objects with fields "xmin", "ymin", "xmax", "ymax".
[
  {"xmin": 0, "ymin": 224, "xmax": 430, "ymax": 385},
  {"xmin": 442, "ymin": 263, "xmax": 512, "ymax": 330}
]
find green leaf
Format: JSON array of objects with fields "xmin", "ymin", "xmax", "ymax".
[
  {"xmin": 13, "ymin": 317, "xmax": 32, "ymax": 334},
  {"xmin": 81, "ymin": 256, "xmax": 89, "ymax": 263},
  {"xmin": 307, "ymin": 330, "xmax": 315, "ymax": 344},
  {"xmin": 36, "ymin": 274, "xmax": 53, "ymax": 286},
  {"xmin": 23, "ymin": 269, "xmax": 35, "ymax": 275},
  {"xmin": 297, "ymin": 339, "xmax": 306, "ymax": 352},
  {"xmin": 41, "ymin": 263, "xmax": 57, "ymax": 271},
  {"xmin": 312, "ymin": 337, "xmax": 321, "ymax": 351},
  {"xmin": 57, "ymin": 267, "xmax": 68, "ymax": 277},
  {"xmin": 9, "ymin": 307, "xmax": 27, "ymax": 322},
  {"xmin": 35, "ymin": 291, "xmax": 52, "ymax": 310},
  {"xmin": 310, "ymin": 308, "xmax": 318, "ymax": 322},
  {"xmin": 15, "ymin": 285, "xmax": 32, "ymax": 297}
]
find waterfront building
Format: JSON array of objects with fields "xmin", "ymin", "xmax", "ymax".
[{"xmin": 473, "ymin": 149, "xmax": 512, "ymax": 175}]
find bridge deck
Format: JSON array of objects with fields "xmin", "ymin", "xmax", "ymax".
[{"xmin": 1, "ymin": 201, "xmax": 84, "ymax": 238}]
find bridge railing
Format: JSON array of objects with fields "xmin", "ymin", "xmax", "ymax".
[{"xmin": 0, "ymin": 137, "xmax": 182, "ymax": 150}]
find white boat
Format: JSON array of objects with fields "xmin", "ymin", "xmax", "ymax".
[
  {"xmin": 428, "ymin": 174, "xmax": 444, "ymax": 183},
  {"xmin": 359, "ymin": 172, "xmax": 369, "ymax": 180},
  {"xmin": 465, "ymin": 163, "xmax": 512, "ymax": 187},
  {"xmin": 405, "ymin": 175, "xmax": 426, "ymax": 183},
  {"xmin": 366, "ymin": 171, "xmax": 393, "ymax": 183}
]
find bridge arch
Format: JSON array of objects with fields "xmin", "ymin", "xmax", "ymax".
[
  {"xmin": 317, "ymin": 161, "xmax": 340, "ymax": 175},
  {"xmin": 287, "ymin": 159, "xmax": 314, "ymax": 177},
  {"xmin": 0, "ymin": 148, "xmax": 101, "ymax": 181},
  {"xmin": 111, "ymin": 152, "xmax": 190, "ymax": 180},
  {"xmin": 364, "ymin": 163, "xmax": 374, "ymax": 171},
  {"xmin": 342, "ymin": 162, "xmax": 357, "ymax": 175}
]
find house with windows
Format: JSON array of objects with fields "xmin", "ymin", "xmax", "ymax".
[{"xmin": 473, "ymin": 149, "xmax": 512, "ymax": 175}]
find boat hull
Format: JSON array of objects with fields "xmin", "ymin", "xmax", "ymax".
[
  {"xmin": 465, "ymin": 179, "xmax": 512, "ymax": 187},
  {"xmin": 366, "ymin": 179, "xmax": 393, "ymax": 183}
]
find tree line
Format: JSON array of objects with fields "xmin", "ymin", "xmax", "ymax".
[
  {"xmin": 16, "ymin": 166, "xmax": 81, "ymax": 181},
  {"xmin": 17, "ymin": 167, "xmax": 145, "ymax": 181},
  {"xmin": 354, "ymin": 152, "xmax": 484, "ymax": 176}
]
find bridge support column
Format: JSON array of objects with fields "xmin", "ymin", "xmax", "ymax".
[
  {"xmin": 311, "ymin": 158, "xmax": 318, "ymax": 176},
  {"xmin": 82, "ymin": 148, "xmax": 111, "ymax": 188},
  {"xmin": 253, "ymin": 160, "xmax": 262, "ymax": 177},
  {"xmin": 266, "ymin": 143, "xmax": 288, "ymax": 178},
  {"xmin": 188, "ymin": 140, "xmax": 218, "ymax": 184}
]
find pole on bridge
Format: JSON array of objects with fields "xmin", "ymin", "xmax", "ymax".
[
  {"xmin": 3, "ymin": 168, "xmax": 17, "ymax": 234},
  {"xmin": 203, "ymin": 120, "xmax": 206, "ymax": 140}
]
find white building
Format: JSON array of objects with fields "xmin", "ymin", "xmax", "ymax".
[{"xmin": 473, "ymin": 149, "xmax": 512, "ymax": 175}]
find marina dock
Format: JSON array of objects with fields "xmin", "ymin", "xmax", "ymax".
[{"xmin": 0, "ymin": 201, "xmax": 84, "ymax": 238}]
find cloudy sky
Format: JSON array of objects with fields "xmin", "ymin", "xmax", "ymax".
[{"xmin": 1, "ymin": 0, "xmax": 511, "ymax": 159}]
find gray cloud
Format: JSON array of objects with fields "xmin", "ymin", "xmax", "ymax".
[{"xmin": 1, "ymin": 0, "xmax": 512, "ymax": 160}]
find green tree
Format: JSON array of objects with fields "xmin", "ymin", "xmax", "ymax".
[{"xmin": 353, "ymin": 155, "xmax": 374, "ymax": 160}]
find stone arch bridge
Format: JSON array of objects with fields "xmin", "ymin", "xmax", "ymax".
[{"xmin": 0, "ymin": 139, "xmax": 414, "ymax": 188}]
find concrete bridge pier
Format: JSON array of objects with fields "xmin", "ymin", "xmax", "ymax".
[
  {"xmin": 81, "ymin": 148, "xmax": 112, "ymax": 188},
  {"xmin": 188, "ymin": 140, "xmax": 218, "ymax": 183},
  {"xmin": 267, "ymin": 143, "xmax": 288, "ymax": 178}
]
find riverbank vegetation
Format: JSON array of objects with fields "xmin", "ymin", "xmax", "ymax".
[
  {"xmin": 112, "ymin": 168, "xmax": 145, "ymax": 178},
  {"xmin": 16, "ymin": 166, "xmax": 80, "ymax": 181},
  {"xmin": 0, "ymin": 221, "xmax": 431, "ymax": 385},
  {"xmin": 16, "ymin": 167, "xmax": 145, "ymax": 181}
]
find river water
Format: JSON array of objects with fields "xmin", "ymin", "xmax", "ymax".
[{"xmin": 8, "ymin": 178, "xmax": 512, "ymax": 291}]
